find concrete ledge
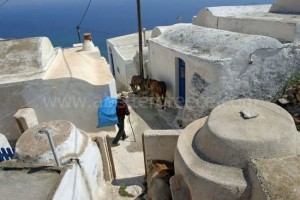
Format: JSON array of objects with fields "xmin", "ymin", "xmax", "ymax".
[
  {"xmin": 175, "ymin": 118, "xmax": 248, "ymax": 199},
  {"xmin": 144, "ymin": 130, "xmax": 182, "ymax": 180},
  {"xmin": 144, "ymin": 130, "xmax": 182, "ymax": 163},
  {"xmin": 94, "ymin": 132, "xmax": 114, "ymax": 181}
]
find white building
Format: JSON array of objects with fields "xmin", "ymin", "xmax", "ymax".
[
  {"xmin": 0, "ymin": 36, "xmax": 116, "ymax": 144},
  {"xmin": 107, "ymin": 31, "xmax": 152, "ymax": 92},
  {"xmin": 105, "ymin": 0, "xmax": 300, "ymax": 123},
  {"xmin": 148, "ymin": 0, "xmax": 300, "ymax": 122}
]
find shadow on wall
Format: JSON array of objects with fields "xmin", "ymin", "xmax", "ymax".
[{"xmin": 0, "ymin": 78, "xmax": 111, "ymax": 144}]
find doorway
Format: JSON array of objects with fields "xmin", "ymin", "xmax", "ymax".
[
  {"xmin": 178, "ymin": 58, "xmax": 185, "ymax": 105},
  {"xmin": 109, "ymin": 48, "xmax": 115, "ymax": 76}
]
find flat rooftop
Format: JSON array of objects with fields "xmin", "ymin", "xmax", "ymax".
[
  {"xmin": 0, "ymin": 37, "xmax": 114, "ymax": 86},
  {"xmin": 43, "ymin": 46, "xmax": 114, "ymax": 86},
  {"xmin": 0, "ymin": 163, "xmax": 62, "ymax": 200},
  {"xmin": 0, "ymin": 37, "xmax": 56, "ymax": 84},
  {"xmin": 151, "ymin": 24, "xmax": 282, "ymax": 61},
  {"xmin": 107, "ymin": 31, "xmax": 151, "ymax": 60}
]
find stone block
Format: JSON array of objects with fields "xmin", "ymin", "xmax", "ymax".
[{"xmin": 13, "ymin": 108, "xmax": 38, "ymax": 133}]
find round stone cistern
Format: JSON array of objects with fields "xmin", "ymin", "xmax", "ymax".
[
  {"xmin": 174, "ymin": 99, "xmax": 300, "ymax": 199},
  {"xmin": 15, "ymin": 120, "xmax": 88, "ymax": 165}
]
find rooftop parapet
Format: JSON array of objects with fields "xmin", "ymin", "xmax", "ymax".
[
  {"xmin": 0, "ymin": 37, "xmax": 56, "ymax": 84},
  {"xmin": 192, "ymin": 3, "xmax": 300, "ymax": 43}
]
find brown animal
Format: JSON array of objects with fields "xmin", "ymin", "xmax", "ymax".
[
  {"xmin": 147, "ymin": 79, "xmax": 167, "ymax": 109},
  {"xmin": 130, "ymin": 75, "xmax": 147, "ymax": 94}
]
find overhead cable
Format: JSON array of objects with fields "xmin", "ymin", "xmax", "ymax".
[
  {"xmin": 0, "ymin": 0, "xmax": 10, "ymax": 9},
  {"xmin": 76, "ymin": 0, "xmax": 92, "ymax": 42},
  {"xmin": 78, "ymin": 0, "xmax": 92, "ymax": 27}
]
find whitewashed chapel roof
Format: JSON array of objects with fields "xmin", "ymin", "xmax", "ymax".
[
  {"xmin": 0, "ymin": 37, "xmax": 56, "ymax": 82},
  {"xmin": 270, "ymin": 0, "xmax": 300, "ymax": 14},
  {"xmin": 151, "ymin": 24, "xmax": 282, "ymax": 61},
  {"xmin": 0, "ymin": 36, "xmax": 114, "ymax": 85}
]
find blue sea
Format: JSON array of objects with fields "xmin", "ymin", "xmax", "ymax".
[{"xmin": 0, "ymin": 0, "xmax": 273, "ymax": 59}]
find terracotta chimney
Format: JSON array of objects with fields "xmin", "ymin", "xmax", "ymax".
[{"xmin": 82, "ymin": 33, "xmax": 95, "ymax": 51}]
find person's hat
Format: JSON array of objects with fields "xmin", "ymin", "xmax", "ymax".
[{"xmin": 119, "ymin": 91, "xmax": 128, "ymax": 99}]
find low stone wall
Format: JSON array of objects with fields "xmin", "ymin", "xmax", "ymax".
[
  {"xmin": 143, "ymin": 130, "xmax": 182, "ymax": 200},
  {"xmin": 143, "ymin": 130, "xmax": 182, "ymax": 173}
]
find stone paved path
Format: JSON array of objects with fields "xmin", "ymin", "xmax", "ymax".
[{"xmin": 103, "ymin": 94, "xmax": 179, "ymax": 199}]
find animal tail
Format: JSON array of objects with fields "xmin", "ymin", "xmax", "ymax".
[
  {"xmin": 160, "ymin": 82, "xmax": 167, "ymax": 109},
  {"xmin": 161, "ymin": 82, "xmax": 167, "ymax": 99}
]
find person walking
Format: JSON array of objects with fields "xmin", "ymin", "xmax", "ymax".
[{"xmin": 112, "ymin": 92, "xmax": 130, "ymax": 146}]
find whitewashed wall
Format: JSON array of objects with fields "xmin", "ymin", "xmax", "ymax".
[
  {"xmin": 53, "ymin": 139, "xmax": 104, "ymax": 200},
  {"xmin": 148, "ymin": 42, "xmax": 177, "ymax": 98},
  {"xmin": 107, "ymin": 43, "xmax": 129, "ymax": 92},
  {"xmin": 0, "ymin": 78, "xmax": 115, "ymax": 143}
]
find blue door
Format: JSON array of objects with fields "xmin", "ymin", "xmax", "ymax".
[{"xmin": 178, "ymin": 58, "xmax": 185, "ymax": 105}]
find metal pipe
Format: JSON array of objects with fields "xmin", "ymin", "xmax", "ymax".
[{"xmin": 38, "ymin": 128, "xmax": 61, "ymax": 167}]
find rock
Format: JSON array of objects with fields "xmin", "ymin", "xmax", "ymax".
[
  {"xmin": 278, "ymin": 98, "xmax": 289, "ymax": 105},
  {"xmin": 240, "ymin": 110, "xmax": 259, "ymax": 119},
  {"xmin": 125, "ymin": 185, "xmax": 143, "ymax": 197}
]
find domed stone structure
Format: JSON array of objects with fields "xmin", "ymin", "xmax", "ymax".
[
  {"xmin": 13, "ymin": 120, "xmax": 105, "ymax": 200},
  {"xmin": 15, "ymin": 120, "xmax": 87, "ymax": 164},
  {"xmin": 173, "ymin": 99, "xmax": 300, "ymax": 199},
  {"xmin": 194, "ymin": 99, "xmax": 299, "ymax": 168}
]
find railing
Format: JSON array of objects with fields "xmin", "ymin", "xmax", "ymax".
[{"xmin": 0, "ymin": 147, "xmax": 15, "ymax": 162}]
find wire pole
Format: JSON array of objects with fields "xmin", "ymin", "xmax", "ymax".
[
  {"xmin": 76, "ymin": 26, "xmax": 81, "ymax": 43},
  {"xmin": 76, "ymin": 0, "xmax": 92, "ymax": 43},
  {"xmin": 136, "ymin": 0, "xmax": 144, "ymax": 78}
]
